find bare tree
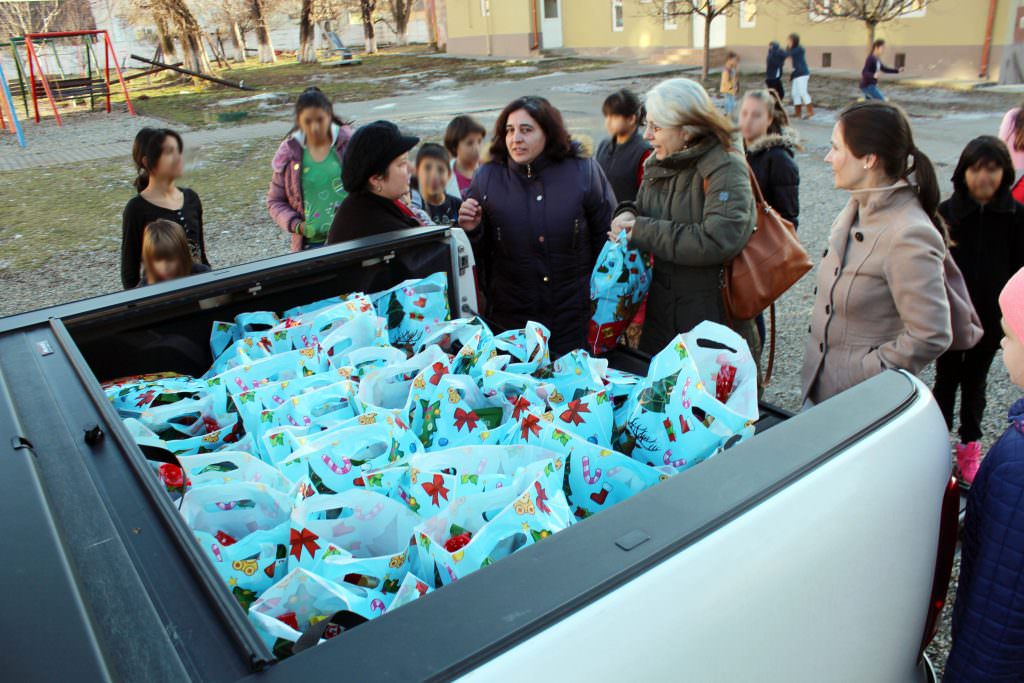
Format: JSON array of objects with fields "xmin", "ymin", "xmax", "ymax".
[
  {"xmin": 250, "ymin": 0, "xmax": 276, "ymax": 62},
  {"xmin": 299, "ymin": 0, "xmax": 317, "ymax": 61},
  {"xmin": 385, "ymin": 0, "xmax": 414, "ymax": 46},
  {"xmin": 0, "ymin": 0, "xmax": 94, "ymax": 43},
  {"xmin": 643, "ymin": 1, "xmax": 741, "ymax": 81},
  {"xmin": 792, "ymin": 1, "xmax": 934, "ymax": 50},
  {"xmin": 360, "ymin": 0, "xmax": 378, "ymax": 53}
]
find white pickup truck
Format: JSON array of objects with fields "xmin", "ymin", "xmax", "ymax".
[{"xmin": 0, "ymin": 226, "xmax": 958, "ymax": 682}]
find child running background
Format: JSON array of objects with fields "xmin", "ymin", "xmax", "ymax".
[{"xmin": 719, "ymin": 52, "xmax": 741, "ymax": 119}]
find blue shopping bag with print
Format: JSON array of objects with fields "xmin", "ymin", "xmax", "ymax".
[
  {"xmin": 588, "ymin": 239, "xmax": 650, "ymax": 354},
  {"xmin": 371, "ymin": 272, "xmax": 451, "ymax": 352}
]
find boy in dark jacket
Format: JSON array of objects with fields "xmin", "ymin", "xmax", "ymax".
[
  {"xmin": 945, "ymin": 265, "xmax": 1024, "ymax": 681},
  {"xmin": 934, "ymin": 136, "xmax": 1024, "ymax": 484},
  {"xmin": 860, "ymin": 39, "xmax": 901, "ymax": 101},
  {"xmin": 595, "ymin": 89, "xmax": 652, "ymax": 203},
  {"xmin": 764, "ymin": 42, "xmax": 787, "ymax": 102},
  {"xmin": 414, "ymin": 143, "xmax": 462, "ymax": 226}
]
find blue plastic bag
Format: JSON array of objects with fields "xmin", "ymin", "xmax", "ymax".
[
  {"xmin": 588, "ymin": 239, "xmax": 651, "ymax": 354},
  {"xmin": 371, "ymin": 272, "xmax": 451, "ymax": 352}
]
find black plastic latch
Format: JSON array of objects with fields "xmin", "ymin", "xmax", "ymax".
[
  {"xmin": 10, "ymin": 435, "xmax": 33, "ymax": 451},
  {"xmin": 83, "ymin": 423, "xmax": 104, "ymax": 446},
  {"xmin": 615, "ymin": 530, "xmax": 650, "ymax": 552}
]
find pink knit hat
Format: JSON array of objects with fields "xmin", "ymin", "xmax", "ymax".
[{"xmin": 999, "ymin": 267, "xmax": 1024, "ymax": 342}]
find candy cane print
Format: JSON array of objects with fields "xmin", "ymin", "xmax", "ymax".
[
  {"xmin": 302, "ymin": 416, "xmax": 311, "ymax": 426},
  {"xmin": 272, "ymin": 394, "xmax": 285, "ymax": 405},
  {"xmin": 234, "ymin": 377, "xmax": 249, "ymax": 392},
  {"xmin": 211, "ymin": 544, "xmax": 224, "ymax": 562},
  {"xmin": 371, "ymin": 598, "xmax": 386, "ymax": 615},
  {"xmin": 321, "ymin": 453, "xmax": 353, "ymax": 475},
  {"xmin": 476, "ymin": 458, "xmax": 488, "ymax": 475},
  {"xmin": 606, "ymin": 467, "xmax": 621, "ymax": 478},
  {"xmin": 287, "ymin": 414, "xmax": 301, "ymax": 427},
  {"xmin": 355, "ymin": 502, "xmax": 385, "ymax": 521},
  {"xmin": 581, "ymin": 456, "xmax": 602, "ymax": 485},
  {"xmin": 215, "ymin": 501, "xmax": 237, "ymax": 511},
  {"xmin": 446, "ymin": 565, "xmax": 458, "ymax": 583},
  {"xmin": 663, "ymin": 449, "xmax": 687, "ymax": 469},
  {"xmin": 681, "ymin": 377, "xmax": 692, "ymax": 410}
]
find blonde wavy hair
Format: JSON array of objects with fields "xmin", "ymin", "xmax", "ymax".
[{"xmin": 643, "ymin": 77, "xmax": 736, "ymax": 150}]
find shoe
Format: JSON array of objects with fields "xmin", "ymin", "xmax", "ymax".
[
  {"xmin": 804, "ymin": 103, "xmax": 814, "ymax": 118},
  {"xmin": 794, "ymin": 105, "xmax": 803, "ymax": 118},
  {"xmin": 956, "ymin": 441, "xmax": 983, "ymax": 486}
]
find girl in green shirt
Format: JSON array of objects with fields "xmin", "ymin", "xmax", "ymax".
[{"xmin": 267, "ymin": 87, "xmax": 354, "ymax": 251}]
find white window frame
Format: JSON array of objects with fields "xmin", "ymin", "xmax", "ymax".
[
  {"xmin": 663, "ymin": 1, "xmax": 679, "ymax": 29},
  {"xmin": 808, "ymin": 0, "xmax": 832, "ymax": 22},
  {"xmin": 612, "ymin": 0, "xmax": 625, "ymax": 32},
  {"xmin": 739, "ymin": 0, "xmax": 757, "ymax": 28},
  {"xmin": 480, "ymin": 0, "xmax": 490, "ymax": 17},
  {"xmin": 900, "ymin": 0, "xmax": 927, "ymax": 18}
]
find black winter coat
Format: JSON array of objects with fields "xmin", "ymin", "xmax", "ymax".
[
  {"xmin": 466, "ymin": 151, "xmax": 616, "ymax": 356},
  {"xmin": 327, "ymin": 191, "xmax": 422, "ymax": 245},
  {"xmin": 745, "ymin": 127, "xmax": 800, "ymax": 229},
  {"xmin": 940, "ymin": 189, "xmax": 1024, "ymax": 334}
]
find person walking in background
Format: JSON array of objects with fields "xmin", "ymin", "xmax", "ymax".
[
  {"xmin": 121, "ymin": 127, "xmax": 207, "ymax": 289},
  {"xmin": 595, "ymin": 88, "xmax": 652, "ymax": 203},
  {"xmin": 739, "ymin": 89, "xmax": 801, "ymax": 355},
  {"xmin": 997, "ymin": 102, "xmax": 1024, "ymax": 174},
  {"xmin": 137, "ymin": 219, "xmax": 211, "ymax": 286},
  {"xmin": 608, "ymin": 78, "xmax": 757, "ymax": 358},
  {"xmin": 444, "ymin": 114, "xmax": 487, "ymax": 199},
  {"xmin": 765, "ymin": 41, "xmax": 787, "ymax": 102},
  {"xmin": 802, "ymin": 101, "xmax": 951, "ymax": 406},
  {"xmin": 458, "ymin": 96, "xmax": 616, "ymax": 356},
  {"xmin": 327, "ymin": 120, "xmax": 424, "ymax": 244},
  {"xmin": 719, "ymin": 52, "xmax": 741, "ymax": 119},
  {"xmin": 786, "ymin": 33, "xmax": 812, "ymax": 119},
  {"xmin": 860, "ymin": 39, "xmax": 902, "ymax": 101},
  {"xmin": 267, "ymin": 87, "xmax": 353, "ymax": 252},
  {"xmin": 944, "ymin": 266, "xmax": 1024, "ymax": 681},
  {"xmin": 414, "ymin": 143, "xmax": 463, "ymax": 226},
  {"xmin": 933, "ymin": 136, "xmax": 1024, "ymax": 485}
]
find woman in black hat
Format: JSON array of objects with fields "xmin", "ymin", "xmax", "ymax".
[{"xmin": 326, "ymin": 120, "xmax": 423, "ymax": 245}]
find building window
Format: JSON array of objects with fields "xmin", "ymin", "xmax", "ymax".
[
  {"xmin": 612, "ymin": 0, "xmax": 624, "ymax": 31},
  {"xmin": 739, "ymin": 0, "xmax": 757, "ymax": 28},
  {"xmin": 663, "ymin": 1, "xmax": 679, "ymax": 29},
  {"xmin": 480, "ymin": 0, "xmax": 490, "ymax": 17},
  {"xmin": 900, "ymin": 0, "xmax": 927, "ymax": 18},
  {"xmin": 807, "ymin": 0, "xmax": 831, "ymax": 22}
]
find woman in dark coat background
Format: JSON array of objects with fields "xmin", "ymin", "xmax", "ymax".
[
  {"xmin": 932, "ymin": 136, "xmax": 1024, "ymax": 484},
  {"xmin": 458, "ymin": 96, "xmax": 616, "ymax": 356},
  {"xmin": 327, "ymin": 120, "xmax": 423, "ymax": 245}
]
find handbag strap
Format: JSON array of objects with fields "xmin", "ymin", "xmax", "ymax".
[{"xmin": 764, "ymin": 303, "xmax": 776, "ymax": 386}]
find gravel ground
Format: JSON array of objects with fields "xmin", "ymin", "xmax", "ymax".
[{"xmin": 2, "ymin": 100, "xmax": 1012, "ymax": 680}]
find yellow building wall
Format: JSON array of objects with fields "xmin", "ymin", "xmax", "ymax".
[
  {"xmin": 446, "ymin": 0, "xmax": 533, "ymax": 40},
  {"xmin": 559, "ymin": 0, "xmax": 693, "ymax": 50}
]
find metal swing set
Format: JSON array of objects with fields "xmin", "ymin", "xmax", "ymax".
[{"xmin": 1, "ymin": 29, "xmax": 134, "ymax": 146}]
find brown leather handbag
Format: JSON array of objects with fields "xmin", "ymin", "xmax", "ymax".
[{"xmin": 710, "ymin": 166, "xmax": 812, "ymax": 382}]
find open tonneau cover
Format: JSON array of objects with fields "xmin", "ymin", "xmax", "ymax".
[{"xmin": 0, "ymin": 228, "xmax": 920, "ymax": 682}]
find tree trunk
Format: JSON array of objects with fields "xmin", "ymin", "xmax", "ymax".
[
  {"xmin": 393, "ymin": 0, "xmax": 411, "ymax": 46},
  {"xmin": 251, "ymin": 0, "xmax": 276, "ymax": 63},
  {"xmin": 166, "ymin": 0, "xmax": 212, "ymax": 75},
  {"xmin": 702, "ymin": 13, "xmax": 712, "ymax": 82},
  {"xmin": 155, "ymin": 14, "xmax": 177, "ymax": 60},
  {"xmin": 299, "ymin": 0, "xmax": 317, "ymax": 63},
  {"xmin": 230, "ymin": 21, "xmax": 246, "ymax": 62},
  {"xmin": 866, "ymin": 21, "xmax": 876, "ymax": 51},
  {"xmin": 362, "ymin": 1, "xmax": 378, "ymax": 53}
]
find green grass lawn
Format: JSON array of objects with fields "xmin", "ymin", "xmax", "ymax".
[
  {"xmin": 0, "ymin": 138, "xmax": 279, "ymax": 273},
  {"xmin": 119, "ymin": 47, "xmax": 611, "ymax": 128}
]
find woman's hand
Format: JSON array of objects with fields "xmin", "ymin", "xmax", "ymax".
[
  {"xmin": 609, "ymin": 212, "xmax": 636, "ymax": 242},
  {"xmin": 458, "ymin": 198, "xmax": 483, "ymax": 232}
]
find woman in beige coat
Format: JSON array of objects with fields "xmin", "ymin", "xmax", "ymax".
[{"xmin": 802, "ymin": 102, "xmax": 952, "ymax": 405}]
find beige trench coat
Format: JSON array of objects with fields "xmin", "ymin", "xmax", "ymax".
[{"xmin": 801, "ymin": 181, "xmax": 952, "ymax": 404}]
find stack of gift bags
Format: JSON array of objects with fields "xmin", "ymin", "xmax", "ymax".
[{"xmin": 102, "ymin": 270, "xmax": 758, "ymax": 659}]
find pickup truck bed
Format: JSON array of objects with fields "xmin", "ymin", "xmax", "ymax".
[{"xmin": 0, "ymin": 227, "xmax": 951, "ymax": 682}]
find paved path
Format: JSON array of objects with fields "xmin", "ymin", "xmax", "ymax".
[{"xmin": 0, "ymin": 62, "xmax": 685, "ymax": 172}]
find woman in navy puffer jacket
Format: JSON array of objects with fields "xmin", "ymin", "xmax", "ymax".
[{"xmin": 458, "ymin": 96, "xmax": 616, "ymax": 356}]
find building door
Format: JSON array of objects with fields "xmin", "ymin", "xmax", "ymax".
[
  {"xmin": 542, "ymin": 0, "xmax": 563, "ymax": 50},
  {"xmin": 691, "ymin": 11, "xmax": 726, "ymax": 49}
]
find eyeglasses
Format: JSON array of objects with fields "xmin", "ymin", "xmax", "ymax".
[{"xmin": 643, "ymin": 120, "xmax": 665, "ymax": 134}]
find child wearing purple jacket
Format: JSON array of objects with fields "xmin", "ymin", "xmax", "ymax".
[{"xmin": 267, "ymin": 88, "xmax": 353, "ymax": 251}]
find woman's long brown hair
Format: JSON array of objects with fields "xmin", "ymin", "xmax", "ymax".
[{"xmin": 142, "ymin": 219, "xmax": 193, "ymax": 282}]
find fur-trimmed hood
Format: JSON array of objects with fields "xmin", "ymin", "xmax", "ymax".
[{"xmin": 745, "ymin": 127, "xmax": 800, "ymax": 156}]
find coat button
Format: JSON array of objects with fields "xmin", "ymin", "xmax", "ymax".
[
  {"xmin": 822, "ymin": 248, "xmax": 828, "ymax": 257},
  {"xmin": 536, "ymin": 195, "xmax": 543, "ymax": 201},
  {"xmin": 293, "ymin": 163, "xmax": 300, "ymax": 170},
  {"xmin": 538, "ymin": 236, "xmax": 545, "ymax": 243},
  {"xmin": 855, "ymin": 232, "xmax": 864, "ymax": 242},
  {"xmin": 813, "ymin": 286, "xmax": 818, "ymax": 295},
  {"xmin": 543, "ymin": 276, "xmax": 550, "ymax": 283},
  {"xmin": 808, "ymin": 325, "xmax": 812, "ymax": 334},
  {"xmin": 825, "ymin": 305, "xmax": 830, "ymax": 314},
  {"xmin": 834, "ymin": 267, "xmax": 839, "ymax": 276},
  {"xmin": 819, "ymin": 342, "xmax": 824, "ymax": 352}
]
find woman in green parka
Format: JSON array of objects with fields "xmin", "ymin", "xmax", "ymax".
[{"xmin": 610, "ymin": 77, "xmax": 758, "ymax": 357}]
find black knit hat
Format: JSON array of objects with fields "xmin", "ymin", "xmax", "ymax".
[{"xmin": 341, "ymin": 120, "xmax": 420, "ymax": 192}]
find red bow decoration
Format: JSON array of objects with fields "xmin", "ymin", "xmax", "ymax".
[
  {"xmin": 134, "ymin": 389, "xmax": 156, "ymax": 407},
  {"xmin": 422, "ymin": 474, "xmax": 451, "ymax": 507},
  {"xmin": 277, "ymin": 611, "xmax": 299, "ymax": 631},
  {"xmin": 521, "ymin": 413, "xmax": 542, "ymax": 441},
  {"xmin": 559, "ymin": 399, "xmax": 590, "ymax": 426},
  {"xmin": 289, "ymin": 527, "xmax": 321, "ymax": 561},
  {"xmin": 429, "ymin": 361, "xmax": 448, "ymax": 386},
  {"xmin": 413, "ymin": 296, "xmax": 428, "ymax": 308},
  {"xmin": 512, "ymin": 396, "xmax": 532, "ymax": 420},
  {"xmin": 453, "ymin": 408, "xmax": 479, "ymax": 432},
  {"xmin": 534, "ymin": 481, "xmax": 551, "ymax": 514}
]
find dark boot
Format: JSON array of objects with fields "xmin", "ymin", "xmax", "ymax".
[{"xmin": 794, "ymin": 105, "xmax": 803, "ymax": 119}]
